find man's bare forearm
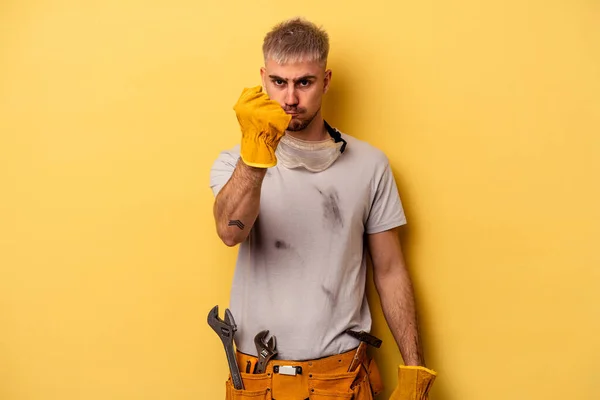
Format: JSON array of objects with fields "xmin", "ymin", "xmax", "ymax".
[
  {"xmin": 213, "ymin": 158, "xmax": 266, "ymax": 246},
  {"xmin": 374, "ymin": 266, "xmax": 426, "ymax": 366}
]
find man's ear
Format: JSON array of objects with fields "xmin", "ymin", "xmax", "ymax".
[
  {"xmin": 260, "ymin": 67, "xmax": 267, "ymax": 89},
  {"xmin": 323, "ymin": 69, "xmax": 332, "ymax": 94}
]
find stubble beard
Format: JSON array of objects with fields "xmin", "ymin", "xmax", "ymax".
[{"xmin": 286, "ymin": 109, "xmax": 319, "ymax": 132}]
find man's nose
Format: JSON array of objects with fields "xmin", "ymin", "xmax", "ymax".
[{"xmin": 284, "ymin": 86, "xmax": 298, "ymax": 107}]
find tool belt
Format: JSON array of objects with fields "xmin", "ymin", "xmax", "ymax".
[{"xmin": 225, "ymin": 347, "xmax": 384, "ymax": 400}]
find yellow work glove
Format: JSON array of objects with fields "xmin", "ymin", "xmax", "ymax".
[
  {"xmin": 233, "ymin": 85, "xmax": 292, "ymax": 168},
  {"xmin": 389, "ymin": 365, "xmax": 437, "ymax": 400}
]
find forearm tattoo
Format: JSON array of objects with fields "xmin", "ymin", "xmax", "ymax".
[{"xmin": 228, "ymin": 220, "xmax": 245, "ymax": 230}]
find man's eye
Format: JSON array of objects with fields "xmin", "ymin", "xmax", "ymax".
[
  {"xmin": 298, "ymin": 80, "xmax": 311, "ymax": 87},
  {"xmin": 273, "ymin": 80, "xmax": 285, "ymax": 86}
]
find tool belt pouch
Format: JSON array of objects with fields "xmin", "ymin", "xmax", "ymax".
[
  {"xmin": 307, "ymin": 358, "xmax": 383, "ymax": 400},
  {"xmin": 225, "ymin": 372, "xmax": 272, "ymax": 400},
  {"xmin": 307, "ymin": 369, "xmax": 359, "ymax": 399},
  {"xmin": 366, "ymin": 357, "xmax": 384, "ymax": 396}
]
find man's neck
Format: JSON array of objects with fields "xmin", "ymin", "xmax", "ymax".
[{"xmin": 285, "ymin": 111, "xmax": 328, "ymax": 141}]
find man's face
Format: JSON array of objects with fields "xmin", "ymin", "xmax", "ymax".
[{"xmin": 260, "ymin": 57, "xmax": 331, "ymax": 132}]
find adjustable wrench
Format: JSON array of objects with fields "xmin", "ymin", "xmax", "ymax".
[
  {"xmin": 253, "ymin": 330, "xmax": 278, "ymax": 373},
  {"xmin": 207, "ymin": 305, "xmax": 244, "ymax": 390}
]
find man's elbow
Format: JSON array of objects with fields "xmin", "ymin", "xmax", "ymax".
[
  {"xmin": 221, "ymin": 236, "xmax": 239, "ymax": 247},
  {"xmin": 217, "ymin": 229, "xmax": 243, "ymax": 247}
]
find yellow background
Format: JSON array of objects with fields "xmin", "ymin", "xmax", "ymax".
[{"xmin": 1, "ymin": 1, "xmax": 599, "ymax": 399}]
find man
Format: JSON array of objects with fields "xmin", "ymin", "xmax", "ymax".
[{"xmin": 210, "ymin": 17, "xmax": 437, "ymax": 400}]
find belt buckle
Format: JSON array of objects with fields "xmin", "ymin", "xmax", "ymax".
[{"xmin": 274, "ymin": 365, "xmax": 303, "ymax": 376}]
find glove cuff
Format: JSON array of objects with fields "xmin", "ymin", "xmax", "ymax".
[
  {"xmin": 240, "ymin": 135, "xmax": 278, "ymax": 168},
  {"xmin": 240, "ymin": 154, "xmax": 277, "ymax": 169},
  {"xmin": 399, "ymin": 365, "xmax": 438, "ymax": 376}
]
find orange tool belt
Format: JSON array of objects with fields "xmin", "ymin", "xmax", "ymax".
[{"xmin": 225, "ymin": 347, "xmax": 383, "ymax": 400}]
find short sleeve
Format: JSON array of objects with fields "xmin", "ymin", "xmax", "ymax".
[
  {"xmin": 209, "ymin": 145, "xmax": 241, "ymax": 197},
  {"xmin": 365, "ymin": 158, "xmax": 407, "ymax": 234}
]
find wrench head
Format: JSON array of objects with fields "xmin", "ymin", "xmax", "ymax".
[
  {"xmin": 254, "ymin": 329, "xmax": 269, "ymax": 347},
  {"xmin": 254, "ymin": 330, "xmax": 277, "ymax": 356},
  {"xmin": 207, "ymin": 305, "xmax": 237, "ymax": 339},
  {"xmin": 253, "ymin": 330, "xmax": 278, "ymax": 373}
]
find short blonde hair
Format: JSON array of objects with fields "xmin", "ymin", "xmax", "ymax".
[{"xmin": 262, "ymin": 17, "xmax": 329, "ymax": 66}]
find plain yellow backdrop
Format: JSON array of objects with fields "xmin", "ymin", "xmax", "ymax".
[{"xmin": 1, "ymin": 1, "xmax": 599, "ymax": 399}]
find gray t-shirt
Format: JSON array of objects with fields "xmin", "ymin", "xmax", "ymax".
[{"xmin": 209, "ymin": 132, "xmax": 407, "ymax": 360}]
